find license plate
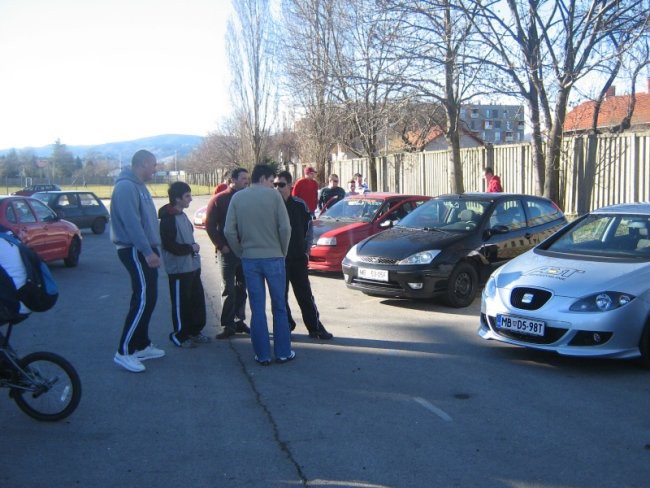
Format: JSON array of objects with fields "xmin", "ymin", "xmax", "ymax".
[
  {"xmin": 358, "ymin": 267, "xmax": 389, "ymax": 282},
  {"xmin": 496, "ymin": 314, "xmax": 545, "ymax": 337}
]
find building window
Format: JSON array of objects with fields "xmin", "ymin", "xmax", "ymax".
[
  {"xmin": 495, "ymin": 120, "xmax": 501, "ymax": 129},
  {"xmin": 484, "ymin": 120, "xmax": 493, "ymax": 129},
  {"xmin": 470, "ymin": 120, "xmax": 476, "ymax": 130},
  {"xmin": 460, "ymin": 109, "xmax": 466, "ymax": 118},
  {"xmin": 505, "ymin": 132, "xmax": 513, "ymax": 142},
  {"xmin": 494, "ymin": 131, "xmax": 501, "ymax": 142},
  {"xmin": 471, "ymin": 108, "xmax": 479, "ymax": 118},
  {"xmin": 503, "ymin": 110, "xmax": 508, "ymax": 118}
]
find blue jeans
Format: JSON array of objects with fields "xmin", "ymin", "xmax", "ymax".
[{"xmin": 241, "ymin": 257, "xmax": 292, "ymax": 361}]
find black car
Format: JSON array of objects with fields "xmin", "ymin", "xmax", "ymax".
[
  {"xmin": 12, "ymin": 184, "xmax": 61, "ymax": 196},
  {"xmin": 341, "ymin": 193, "xmax": 567, "ymax": 307},
  {"xmin": 32, "ymin": 191, "xmax": 110, "ymax": 234}
]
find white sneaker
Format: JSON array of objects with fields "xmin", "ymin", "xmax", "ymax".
[
  {"xmin": 134, "ymin": 344, "xmax": 165, "ymax": 361},
  {"xmin": 114, "ymin": 352, "xmax": 145, "ymax": 373}
]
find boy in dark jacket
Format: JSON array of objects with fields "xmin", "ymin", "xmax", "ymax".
[{"xmin": 159, "ymin": 182, "xmax": 207, "ymax": 348}]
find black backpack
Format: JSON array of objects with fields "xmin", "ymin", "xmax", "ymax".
[{"xmin": 0, "ymin": 232, "xmax": 59, "ymax": 318}]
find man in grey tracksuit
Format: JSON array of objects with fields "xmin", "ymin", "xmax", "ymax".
[
  {"xmin": 110, "ymin": 149, "xmax": 165, "ymax": 373},
  {"xmin": 159, "ymin": 182, "xmax": 207, "ymax": 348}
]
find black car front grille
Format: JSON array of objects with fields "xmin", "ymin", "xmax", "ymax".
[
  {"xmin": 351, "ymin": 278, "xmax": 402, "ymax": 290},
  {"xmin": 510, "ymin": 287, "xmax": 552, "ymax": 310},
  {"xmin": 486, "ymin": 314, "xmax": 568, "ymax": 345},
  {"xmin": 357, "ymin": 255, "xmax": 398, "ymax": 265}
]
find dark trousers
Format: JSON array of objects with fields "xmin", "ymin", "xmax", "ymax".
[
  {"xmin": 117, "ymin": 247, "xmax": 158, "ymax": 355},
  {"xmin": 285, "ymin": 256, "xmax": 320, "ymax": 334},
  {"xmin": 217, "ymin": 250, "xmax": 247, "ymax": 329},
  {"xmin": 168, "ymin": 268, "xmax": 206, "ymax": 343}
]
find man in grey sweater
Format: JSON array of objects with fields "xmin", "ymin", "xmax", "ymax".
[
  {"xmin": 224, "ymin": 164, "xmax": 294, "ymax": 365},
  {"xmin": 110, "ymin": 149, "xmax": 165, "ymax": 373}
]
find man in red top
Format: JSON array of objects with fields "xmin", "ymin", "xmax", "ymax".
[
  {"xmin": 484, "ymin": 166, "xmax": 503, "ymax": 193},
  {"xmin": 291, "ymin": 166, "xmax": 319, "ymax": 215},
  {"xmin": 205, "ymin": 167, "xmax": 250, "ymax": 338}
]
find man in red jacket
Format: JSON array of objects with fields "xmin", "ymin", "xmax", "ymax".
[
  {"xmin": 484, "ymin": 166, "xmax": 503, "ymax": 193},
  {"xmin": 291, "ymin": 166, "xmax": 318, "ymax": 216}
]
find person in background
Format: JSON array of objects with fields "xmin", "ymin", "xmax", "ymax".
[
  {"xmin": 318, "ymin": 174, "xmax": 346, "ymax": 213},
  {"xmin": 224, "ymin": 164, "xmax": 294, "ymax": 365},
  {"xmin": 346, "ymin": 179, "xmax": 359, "ymax": 196},
  {"xmin": 353, "ymin": 173, "xmax": 369, "ymax": 193},
  {"xmin": 275, "ymin": 171, "xmax": 333, "ymax": 340},
  {"xmin": 292, "ymin": 166, "xmax": 319, "ymax": 216},
  {"xmin": 484, "ymin": 166, "xmax": 503, "ymax": 193},
  {"xmin": 205, "ymin": 167, "xmax": 250, "ymax": 339},
  {"xmin": 110, "ymin": 149, "xmax": 165, "ymax": 373},
  {"xmin": 159, "ymin": 182, "xmax": 207, "ymax": 348},
  {"xmin": 214, "ymin": 178, "xmax": 230, "ymax": 195}
]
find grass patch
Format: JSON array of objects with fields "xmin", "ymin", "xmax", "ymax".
[{"xmin": 1, "ymin": 184, "xmax": 214, "ymax": 199}]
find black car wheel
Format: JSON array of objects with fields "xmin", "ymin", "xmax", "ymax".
[
  {"xmin": 63, "ymin": 237, "xmax": 81, "ymax": 267},
  {"xmin": 445, "ymin": 261, "xmax": 478, "ymax": 308},
  {"xmin": 91, "ymin": 218, "xmax": 106, "ymax": 234}
]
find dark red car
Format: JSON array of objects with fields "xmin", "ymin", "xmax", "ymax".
[
  {"xmin": 309, "ymin": 193, "xmax": 431, "ymax": 272},
  {"xmin": 0, "ymin": 195, "xmax": 82, "ymax": 266}
]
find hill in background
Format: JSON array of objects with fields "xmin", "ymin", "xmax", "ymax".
[{"xmin": 0, "ymin": 134, "xmax": 204, "ymax": 162}]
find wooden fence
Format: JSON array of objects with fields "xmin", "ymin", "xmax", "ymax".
[{"xmin": 315, "ymin": 131, "xmax": 650, "ymax": 217}]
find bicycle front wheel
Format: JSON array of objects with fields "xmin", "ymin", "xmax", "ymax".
[{"xmin": 12, "ymin": 351, "xmax": 81, "ymax": 421}]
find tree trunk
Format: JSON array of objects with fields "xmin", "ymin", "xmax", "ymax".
[{"xmin": 544, "ymin": 89, "xmax": 570, "ymax": 204}]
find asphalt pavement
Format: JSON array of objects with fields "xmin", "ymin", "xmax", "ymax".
[{"xmin": 2, "ymin": 194, "xmax": 650, "ymax": 488}]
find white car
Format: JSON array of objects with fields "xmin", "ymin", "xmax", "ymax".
[{"xmin": 479, "ymin": 202, "xmax": 650, "ymax": 367}]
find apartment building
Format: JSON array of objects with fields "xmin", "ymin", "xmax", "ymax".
[{"xmin": 460, "ymin": 104, "xmax": 525, "ymax": 144}]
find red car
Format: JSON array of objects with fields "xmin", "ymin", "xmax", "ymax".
[
  {"xmin": 309, "ymin": 193, "xmax": 431, "ymax": 272},
  {"xmin": 0, "ymin": 195, "xmax": 82, "ymax": 266}
]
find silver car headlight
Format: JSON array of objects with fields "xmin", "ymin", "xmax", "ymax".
[
  {"xmin": 569, "ymin": 292, "xmax": 635, "ymax": 312},
  {"xmin": 483, "ymin": 275, "xmax": 497, "ymax": 299},
  {"xmin": 345, "ymin": 244, "xmax": 359, "ymax": 262},
  {"xmin": 316, "ymin": 236, "xmax": 337, "ymax": 246},
  {"xmin": 397, "ymin": 250, "xmax": 440, "ymax": 265}
]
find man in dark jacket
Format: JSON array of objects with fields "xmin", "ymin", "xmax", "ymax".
[
  {"xmin": 205, "ymin": 167, "xmax": 250, "ymax": 338},
  {"xmin": 275, "ymin": 171, "xmax": 333, "ymax": 340},
  {"xmin": 318, "ymin": 174, "xmax": 346, "ymax": 213}
]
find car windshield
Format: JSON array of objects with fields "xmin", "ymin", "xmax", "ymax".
[
  {"xmin": 319, "ymin": 198, "xmax": 383, "ymax": 222},
  {"xmin": 542, "ymin": 214, "xmax": 650, "ymax": 259},
  {"xmin": 396, "ymin": 198, "xmax": 490, "ymax": 232}
]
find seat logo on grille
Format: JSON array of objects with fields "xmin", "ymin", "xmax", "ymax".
[{"xmin": 522, "ymin": 293, "xmax": 534, "ymax": 304}]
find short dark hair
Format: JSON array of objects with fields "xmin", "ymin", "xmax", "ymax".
[
  {"xmin": 276, "ymin": 170, "xmax": 293, "ymax": 184},
  {"xmin": 484, "ymin": 166, "xmax": 494, "ymax": 175},
  {"xmin": 231, "ymin": 167, "xmax": 248, "ymax": 180},
  {"xmin": 168, "ymin": 181, "xmax": 191, "ymax": 204},
  {"xmin": 251, "ymin": 164, "xmax": 276, "ymax": 183},
  {"xmin": 132, "ymin": 149, "xmax": 155, "ymax": 167}
]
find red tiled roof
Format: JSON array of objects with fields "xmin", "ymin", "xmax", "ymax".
[
  {"xmin": 564, "ymin": 92, "xmax": 650, "ymax": 132},
  {"xmin": 406, "ymin": 125, "xmax": 484, "ymax": 149}
]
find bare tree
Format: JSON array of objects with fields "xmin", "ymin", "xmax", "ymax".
[
  {"xmin": 227, "ymin": 0, "xmax": 277, "ymax": 165},
  {"xmin": 385, "ymin": 0, "xmax": 486, "ymax": 193},
  {"xmin": 327, "ymin": 0, "xmax": 412, "ymax": 190},
  {"xmin": 471, "ymin": 0, "xmax": 649, "ymax": 203},
  {"xmin": 281, "ymin": 0, "xmax": 342, "ymax": 180}
]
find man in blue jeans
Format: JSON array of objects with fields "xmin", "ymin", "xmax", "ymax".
[{"xmin": 224, "ymin": 164, "xmax": 293, "ymax": 365}]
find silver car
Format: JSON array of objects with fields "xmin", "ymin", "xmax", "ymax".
[{"xmin": 479, "ymin": 202, "xmax": 650, "ymax": 366}]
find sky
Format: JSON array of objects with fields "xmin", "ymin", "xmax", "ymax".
[{"xmin": 0, "ymin": 0, "xmax": 234, "ymax": 149}]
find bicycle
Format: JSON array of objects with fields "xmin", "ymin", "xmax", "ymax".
[{"xmin": 0, "ymin": 317, "xmax": 81, "ymax": 421}]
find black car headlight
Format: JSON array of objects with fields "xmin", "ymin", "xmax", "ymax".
[
  {"xmin": 397, "ymin": 250, "xmax": 440, "ymax": 265},
  {"xmin": 345, "ymin": 244, "xmax": 359, "ymax": 263},
  {"xmin": 569, "ymin": 292, "xmax": 635, "ymax": 312}
]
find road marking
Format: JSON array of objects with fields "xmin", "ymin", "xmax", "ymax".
[{"xmin": 413, "ymin": 397, "xmax": 453, "ymax": 422}]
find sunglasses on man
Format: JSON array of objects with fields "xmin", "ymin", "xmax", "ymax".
[{"xmin": 273, "ymin": 181, "xmax": 287, "ymax": 188}]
